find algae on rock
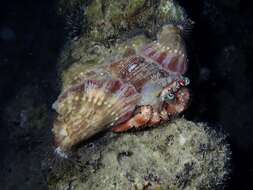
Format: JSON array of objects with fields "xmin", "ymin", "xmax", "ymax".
[
  {"xmin": 48, "ymin": 119, "xmax": 231, "ymax": 190},
  {"xmin": 158, "ymin": 0, "xmax": 187, "ymax": 24},
  {"xmin": 57, "ymin": 0, "xmax": 188, "ymax": 43}
]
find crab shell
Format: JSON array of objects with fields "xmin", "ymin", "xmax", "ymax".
[{"xmin": 52, "ymin": 24, "xmax": 190, "ymax": 152}]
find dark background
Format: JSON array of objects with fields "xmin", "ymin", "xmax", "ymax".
[
  {"xmin": 181, "ymin": 0, "xmax": 253, "ymax": 189},
  {"xmin": 0, "ymin": 0, "xmax": 253, "ymax": 189}
]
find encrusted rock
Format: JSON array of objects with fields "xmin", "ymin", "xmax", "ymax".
[
  {"xmin": 57, "ymin": 0, "xmax": 187, "ymax": 43},
  {"xmin": 48, "ymin": 119, "xmax": 231, "ymax": 190}
]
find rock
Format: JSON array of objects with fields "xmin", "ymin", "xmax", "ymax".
[
  {"xmin": 48, "ymin": 119, "xmax": 231, "ymax": 190},
  {"xmin": 158, "ymin": 0, "xmax": 186, "ymax": 23},
  {"xmin": 57, "ymin": 0, "xmax": 187, "ymax": 43}
]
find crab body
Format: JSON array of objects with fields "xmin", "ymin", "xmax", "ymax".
[{"xmin": 52, "ymin": 24, "xmax": 190, "ymax": 151}]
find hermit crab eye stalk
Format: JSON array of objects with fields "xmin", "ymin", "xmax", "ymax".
[
  {"xmin": 164, "ymin": 92, "xmax": 175, "ymax": 102},
  {"xmin": 179, "ymin": 77, "xmax": 190, "ymax": 87},
  {"xmin": 184, "ymin": 77, "xmax": 190, "ymax": 86}
]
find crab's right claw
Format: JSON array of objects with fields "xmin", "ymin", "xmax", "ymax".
[
  {"xmin": 165, "ymin": 87, "xmax": 190, "ymax": 115},
  {"xmin": 112, "ymin": 106, "xmax": 152, "ymax": 132}
]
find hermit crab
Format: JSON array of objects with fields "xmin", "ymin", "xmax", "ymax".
[{"xmin": 52, "ymin": 24, "xmax": 190, "ymax": 153}]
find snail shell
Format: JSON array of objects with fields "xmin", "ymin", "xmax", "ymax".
[
  {"xmin": 142, "ymin": 24, "xmax": 187, "ymax": 74},
  {"xmin": 53, "ymin": 79, "xmax": 140, "ymax": 151}
]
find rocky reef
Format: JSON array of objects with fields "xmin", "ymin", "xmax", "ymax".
[{"xmin": 48, "ymin": 119, "xmax": 230, "ymax": 190}]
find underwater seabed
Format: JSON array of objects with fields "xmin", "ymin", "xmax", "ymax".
[
  {"xmin": 0, "ymin": 0, "xmax": 253, "ymax": 190},
  {"xmin": 47, "ymin": 119, "xmax": 231, "ymax": 190}
]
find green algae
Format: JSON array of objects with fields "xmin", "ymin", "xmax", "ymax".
[{"xmin": 86, "ymin": 0, "xmax": 104, "ymax": 23}]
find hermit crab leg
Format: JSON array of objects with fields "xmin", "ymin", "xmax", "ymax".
[
  {"xmin": 112, "ymin": 105, "xmax": 152, "ymax": 132},
  {"xmin": 165, "ymin": 87, "xmax": 190, "ymax": 115},
  {"xmin": 147, "ymin": 109, "xmax": 161, "ymax": 125}
]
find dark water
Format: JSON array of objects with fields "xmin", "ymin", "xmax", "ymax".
[
  {"xmin": 180, "ymin": 0, "xmax": 253, "ymax": 189},
  {"xmin": 0, "ymin": 0, "xmax": 253, "ymax": 189}
]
